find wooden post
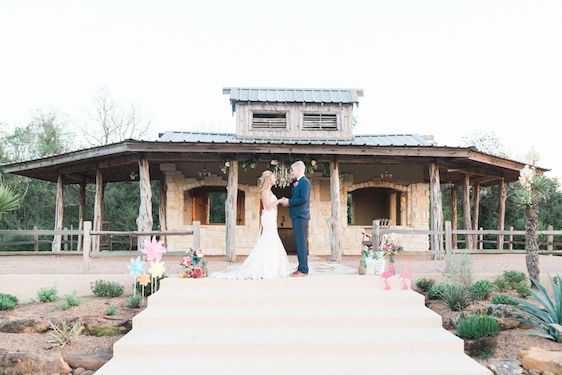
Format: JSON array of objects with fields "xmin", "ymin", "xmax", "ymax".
[
  {"xmin": 479, "ymin": 227, "xmax": 484, "ymax": 250},
  {"xmin": 225, "ymin": 160, "xmax": 238, "ymax": 262},
  {"xmin": 372, "ymin": 220, "xmax": 380, "ymax": 251},
  {"xmin": 63, "ymin": 227, "xmax": 68, "ymax": 251},
  {"xmin": 329, "ymin": 160, "xmax": 342, "ymax": 262},
  {"xmin": 389, "ymin": 191, "xmax": 397, "ymax": 225},
  {"xmin": 429, "ymin": 163, "xmax": 443, "ymax": 254},
  {"xmin": 451, "ymin": 184, "xmax": 457, "ymax": 249},
  {"xmin": 193, "ymin": 221, "xmax": 201, "ymax": 250},
  {"xmin": 77, "ymin": 180, "xmax": 86, "ymax": 252},
  {"xmin": 463, "ymin": 174, "xmax": 473, "ymax": 249},
  {"xmin": 509, "ymin": 226, "xmax": 514, "ymax": 250},
  {"xmin": 52, "ymin": 172, "xmax": 64, "ymax": 252},
  {"xmin": 548, "ymin": 225, "xmax": 554, "ymax": 251},
  {"xmin": 82, "ymin": 220, "xmax": 92, "ymax": 272},
  {"xmin": 33, "ymin": 225, "xmax": 39, "ymax": 252},
  {"xmin": 444, "ymin": 220, "xmax": 452, "ymax": 254},
  {"xmin": 93, "ymin": 169, "xmax": 104, "ymax": 252},
  {"xmin": 497, "ymin": 178, "xmax": 507, "ymax": 250},
  {"xmin": 159, "ymin": 174, "xmax": 167, "ymax": 246},
  {"xmin": 399, "ymin": 194, "xmax": 407, "ymax": 226},
  {"xmin": 472, "ymin": 183, "xmax": 481, "ymax": 247},
  {"xmin": 137, "ymin": 159, "xmax": 154, "ymax": 249}
]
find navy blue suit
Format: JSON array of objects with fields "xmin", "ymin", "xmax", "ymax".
[{"xmin": 289, "ymin": 176, "xmax": 311, "ymax": 274}]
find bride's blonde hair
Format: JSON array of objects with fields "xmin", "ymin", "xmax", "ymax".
[{"xmin": 258, "ymin": 170, "xmax": 274, "ymax": 193}]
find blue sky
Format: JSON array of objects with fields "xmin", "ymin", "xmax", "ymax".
[{"xmin": 1, "ymin": 0, "xmax": 561, "ymax": 176}]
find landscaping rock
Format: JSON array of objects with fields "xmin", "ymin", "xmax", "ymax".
[
  {"xmin": 0, "ymin": 349, "xmax": 72, "ymax": 375},
  {"xmin": 527, "ymin": 368, "xmax": 541, "ymax": 375},
  {"xmin": 0, "ymin": 317, "xmax": 50, "ymax": 334},
  {"xmin": 82, "ymin": 316, "xmax": 131, "ymax": 336},
  {"xmin": 63, "ymin": 351, "xmax": 111, "ymax": 371},
  {"xmin": 73, "ymin": 368, "xmax": 86, "ymax": 375},
  {"xmin": 519, "ymin": 347, "xmax": 562, "ymax": 375},
  {"xmin": 489, "ymin": 360, "xmax": 524, "ymax": 375},
  {"xmin": 81, "ymin": 371, "xmax": 94, "ymax": 375}
]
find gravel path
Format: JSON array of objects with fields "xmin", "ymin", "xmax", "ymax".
[{"xmin": 1, "ymin": 253, "xmax": 561, "ymax": 276}]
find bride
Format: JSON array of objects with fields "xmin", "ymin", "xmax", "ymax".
[{"xmin": 212, "ymin": 170, "xmax": 292, "ymax": 279}]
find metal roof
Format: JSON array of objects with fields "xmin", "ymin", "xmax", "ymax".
[
  {"xmin": 223, "ymin": 87, "xmax": 363, "ymax": 106},
  {"xmin": 157, "ymin": 132, "xmax": 430, "ymax": 146}
]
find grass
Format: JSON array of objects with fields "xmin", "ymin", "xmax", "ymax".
[
  {"xmin": 106, "ymin": 306, "xmax": 117, "ymax": 316},
  {"xmin": 491, "ymin": 293, "xmax": 518, "ymax": 306},
  {"xmin": 47, "ymin": 320, "xmax": 84, "ymax": 348},
  {"xmin": 456, "ymin": 315, "xmax": 500, "ymax": 339},
  {"xmin": 441, "ymin": 284, "xmax": 471, "ymax": 311},
  {"xmin": 125, "ymin": 295, "xmax": 142, "ymax": 308}
]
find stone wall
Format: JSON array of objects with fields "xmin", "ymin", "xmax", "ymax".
[{"xmin": 161, "ymin": 163, "xmax": 430, "ymax": 256}]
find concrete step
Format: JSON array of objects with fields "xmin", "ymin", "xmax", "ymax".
[
  {"xmin": 112, "ymin": 326, "xmax": 464, "ymax": 356},
  {"xmin": 131, "ymin": 305, "xmax": 443, "ymax": 329},
  {"xmin": 97, "ymin": 352, "xmax": 491, "ymax": 375}
]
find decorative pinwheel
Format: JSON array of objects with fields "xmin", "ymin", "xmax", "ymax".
[
  {"xmin": 127, "ymin": 257, "xmax": 145, "ymax": 276},
  {"xmin": 141, "ymin": 236, "xmax": 166, "ymax": 261}
]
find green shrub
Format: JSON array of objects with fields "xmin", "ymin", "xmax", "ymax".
[
  {"xmin": 456, "ymin": 315, "xmax": 500, "ymax": 339},
  {"xmin": 0, "ymin": 293, "xmax": 18, "ymax": 310},
  {"xmin": 60, "ymin": 293, "xmax": 82, "ymax": 310},
  {"xmin": 494, "ymin": 276, "xmax": 510, "ymax": 291},
  {"xmin": 125, "ymin": 295, "xmax": 142, "ymax": 308},
  {"xmin": 91, "ymin": 280, "xmax": 124, "ymax": 298},
  {"xmin": 470, "ymin": 280, "xmax": 494, "ymax": 300},
  {"xmin": 515, "ymin": 282, "xmax": 531, "ymax": 298},
  {"xmin": 415, "ymin": 278, "xmax": 435, "ymax": 293},
  {"xmin": 441, "ymin": 284, "xmax": 471, "ymax": 311},
  {"xmin": 503, "ymin": 271, "xmax": 527, "ymax": 288},
  {"xmin": 106, "ymin": 306, "xmax": 117, "ymax": 316},
  {"xmin": 491, "ymin": 294, "xmax": 518, "ymax": 306},
  {"xmin": 37, "ymin": 287, "xmax": 58, "ymax": 303},
  {"xmin": 428, "ymin": 282, "xmax": 451, "ymax": 300},
  {"xmin": 514, "ymin": 275, "xmax": 562, "ymax": 342}
]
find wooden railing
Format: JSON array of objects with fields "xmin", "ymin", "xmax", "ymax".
[
  {"xmin": 0, "ymin": 221, "xmax": 201, "ymax": 272},
  {"xmin": 364, "ymin": 219, "xmax": 562, "ymax": 258}
]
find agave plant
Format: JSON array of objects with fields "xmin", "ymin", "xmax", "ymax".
[
  {"xmin": 0, "ymin": 183, "xmax": 21, "ymax": 218},
  {"xmin": 513, "ymin": 275, "xmax": 562, "ymax": 342}
]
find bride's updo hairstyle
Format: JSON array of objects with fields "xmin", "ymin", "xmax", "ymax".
[{"xmin": 258, "ymin": 170, "xmax": 274, "ymax": 193}]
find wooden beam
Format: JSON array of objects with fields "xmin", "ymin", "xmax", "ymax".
[
  {"xmin": 451, "ymin": 184, "xmax": 457, "ymax": 249},
  {"xmin": 428, "ymin": 163, "xmax": 443, "ymax": 255},
  {"xmin": 225, "ymin": 160, "xmax": 238, "ymax": 262},
  {"xmin": 497, "ymin": 177, "xmax": 507, "ymax": 250},
  {"xmin": 51, "ymin": 172, "xmax": 64, "ymax": 252},
  {"xmin": 472, "ymin": 183, "xmax": 481, "ymax": 248},
  {"xmin": 399, "ymin": 193, "xmax": 407, "ymax": 226},
  {"xmin": 93, "ymin": 169, "xmax": 104, "ymax": 252},
  {"xmin": 136, "ymin": 158, "xmax": 154, "ymax": 249},
  {"xmin": 329, "ymin": 160, "xmax": 342, "ymax": 262},
  {"xmin": 77, "ymin": 180, "xmax": 86, "ymax": 252},
  {"xmin": 463, "ymin": 174, "xmax": 473, "ymax": 249}
]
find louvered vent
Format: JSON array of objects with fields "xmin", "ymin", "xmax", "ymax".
[
  {"xmin": 303, "ymin": 114, "xmax": 338, "ymax": 130},
  {"xmin": 251, "ymin": 113, "xmax": 287, "ymax": 129}
]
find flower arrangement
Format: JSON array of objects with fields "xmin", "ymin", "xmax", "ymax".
[
  {"xmin": 179, "ymin": 248, "xmax": 208, "ymax": 278},
  {"xmin": 381, "ymin": 234, "xmax": 403, "ymax": 263}
]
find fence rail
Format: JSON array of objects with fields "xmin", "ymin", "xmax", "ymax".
[
  {"xmin": 363, "ymin": 220, "xmax": 562, "ymax": 257},
  {"xmin": 0, "ymin": 221, "xmax": 201, "ymax": 271}
]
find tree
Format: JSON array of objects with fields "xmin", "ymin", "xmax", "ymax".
[
  {"xmin": 515, "ymin": 165, "xmax": 551, "ymax": 282},
  {"xmin": 461, "ymin": 131, "xmax": 510, "ymax": 158},
  {"xmin": 81, "ymin": 88, "xmax": 150, "ymax": 146}
]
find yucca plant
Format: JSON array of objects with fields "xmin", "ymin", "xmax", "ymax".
[
  {"xmin": 0, "ymin": 183, "xmax": 21, "ymax": 218},
  {"xmin": 513, "ymin": 275, "xmax": 562, "ymax": 342}
]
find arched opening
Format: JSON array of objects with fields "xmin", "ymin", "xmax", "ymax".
[
  {"xmin": 347, "ymin": 187, "xmax": 402, "ymax": 226},
  {"xmin": 187, "ymin": 186, "xmax": 245, "ymax": 225}
]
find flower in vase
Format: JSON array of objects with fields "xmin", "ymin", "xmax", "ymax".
[
  {"xmin": 180, "ymin": 256, "xmax": 193, "ymax": 266},
  {"xmin": 195, "ymin": 248, "xmax": 204, "ymax": 258},
  {"xmin": 271, "ymin": 160, "xmax": 278, "ymax": 166}
]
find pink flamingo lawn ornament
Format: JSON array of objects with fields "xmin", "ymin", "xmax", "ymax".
[
  {"xmin": 381, "ymin": 270, "xmax": 394, "ymax": 290},
  {"xmin": 399, "ymin": 264, "xmax": 414, "ymax": 290}
]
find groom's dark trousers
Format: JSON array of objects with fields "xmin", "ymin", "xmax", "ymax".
[{"xmin": 289, "ymin": 176, "xmax": 311, "ymax": 274}]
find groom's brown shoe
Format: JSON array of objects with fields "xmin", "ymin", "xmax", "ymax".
[{"xmin": 290, "ymin": 271, "xmax": 307, "ymax": 277}]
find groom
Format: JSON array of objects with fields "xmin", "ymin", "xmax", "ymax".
[{"xmin": 281, "ymin": 161, "xmax": 311, "ymax": 277}]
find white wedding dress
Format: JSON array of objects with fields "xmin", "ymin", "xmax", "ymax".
[{"xmin": 212, "ymin": 193, "xmax": 292, "ymax": 279}]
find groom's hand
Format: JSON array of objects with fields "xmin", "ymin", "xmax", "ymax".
[{"xmin": 281, "ymin": 197, "xmax": 289, "ymax": 207}]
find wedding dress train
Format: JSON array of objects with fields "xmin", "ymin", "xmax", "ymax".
[{"xmin": 212, "ymin": 193, "xmax": 292, "ymax": 279}]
